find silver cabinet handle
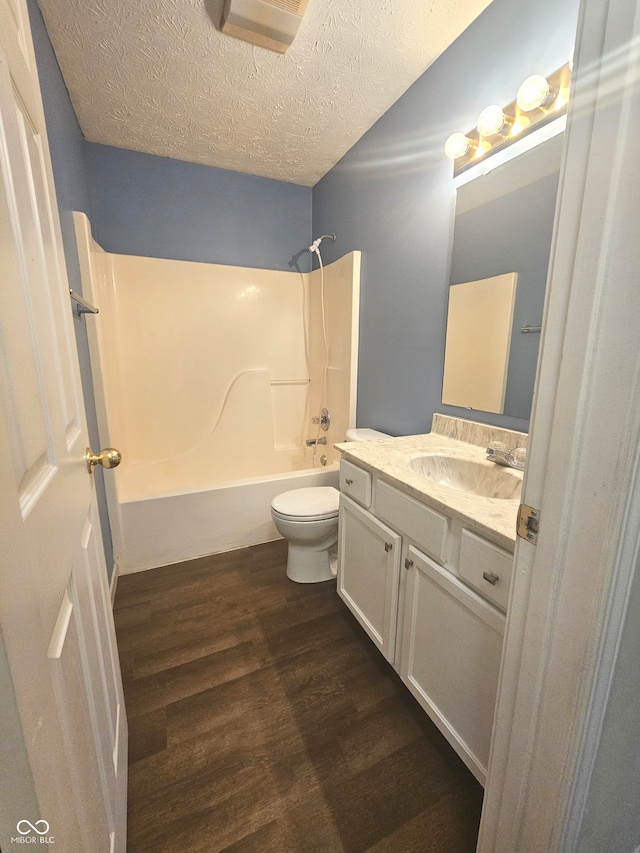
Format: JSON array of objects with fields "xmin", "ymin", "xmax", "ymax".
[
  {"xmin": 404, "ymin": 557, "xmax": 414, "ymax": 570},
  {"xmin": 483, "ymin": 571, "xmax": 499, "ymax": 586},
  {"xmin": 345, "ymin": 477, "xmax": 353, "ymax": 485},
  {"xmin": 384, "ymin": 542, "xmax": 392, "ymax": 552}
]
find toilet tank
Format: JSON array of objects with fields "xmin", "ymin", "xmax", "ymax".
[{"xmin": 345, "ymin": 428, "xmax": 390, "ymax": 442}]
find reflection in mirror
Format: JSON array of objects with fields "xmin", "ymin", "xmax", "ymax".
[
  {"xmin": 444, "ymin": 132, "xmax": 563, "ymax": 419},
  {"xmin": 442, "ymin": 272, "xmax": 517, "ymax": 413}
]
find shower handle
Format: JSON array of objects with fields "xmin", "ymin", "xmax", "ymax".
[
  {"xmin": 86, "ymin": 446, "xmax": 122, "ymax": 473},
  {"xmin": 312, "ymin": 408, "xmax": 331, "ymax": 431}
]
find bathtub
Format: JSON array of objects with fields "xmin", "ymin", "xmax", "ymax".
[
  {"xmin": 74, "ymin": 212, "xmax": 359, "ymax": 575},
  {"xmin": 114, "ymin": 462, "xmax": 340, "ymax": 574}
]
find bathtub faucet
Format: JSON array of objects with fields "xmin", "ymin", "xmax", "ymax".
[
  {"xmin": 312, "ymin": 408, "xmax": 331, "ymax": 431},
  {"xmin": 306, "ymin": 437, "xmax": 327, "ymax": 446}
]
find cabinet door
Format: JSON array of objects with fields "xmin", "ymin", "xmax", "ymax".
[
  {"xmin": 338, "ymin": 495, "xmax": 402, "ymax": 663},
  {"xmin": 400, "ymin": 546, "xmax": 505, "ymax": 784}
]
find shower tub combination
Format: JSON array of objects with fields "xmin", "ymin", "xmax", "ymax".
[{"xmin": 74, "ymin": 213, "xmax": 360, "ymax": 574}]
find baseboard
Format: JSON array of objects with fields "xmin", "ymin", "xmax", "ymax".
[{"xmin": 109, "ymin": 562, "xmax": 119, "ymax": 607}]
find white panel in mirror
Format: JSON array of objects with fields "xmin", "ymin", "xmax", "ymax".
[{"xmin": 442, "ymin": 273, "xmax": 517, "ymax": 414}]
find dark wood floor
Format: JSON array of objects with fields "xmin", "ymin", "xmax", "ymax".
[{"xmin": 114, "ymin": 539, "xmax": 483, "ymax": 853}]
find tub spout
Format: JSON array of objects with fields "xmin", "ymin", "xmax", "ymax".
[{"xmin": 306, "ymin": 437, "xmax": 327, "ymax": 446}]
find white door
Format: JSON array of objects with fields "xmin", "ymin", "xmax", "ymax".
[{"xmin": 0, "ymin": 0, "xmax": 127, "ymax": 850}]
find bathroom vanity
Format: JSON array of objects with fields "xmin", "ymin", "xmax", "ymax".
[{"xmin": 335, "ymin": 415, "xmax": 526, "ymax": 785}]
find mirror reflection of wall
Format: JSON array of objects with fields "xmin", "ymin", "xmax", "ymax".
[{"xmin": 445, "ymin": 132, "xmax": 563, "ymax": 419}]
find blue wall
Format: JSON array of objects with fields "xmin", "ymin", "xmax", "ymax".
[
  {"xmin": 84, "ymin": 143, "xmax": 313, "ymax": 273},
  {"xmin": 26, "ymin": 3, "xmax": 91, "ymax": 271},
  {"xmin": 313, "ymin": 0, "xmax": 580, "ymax": 436}
]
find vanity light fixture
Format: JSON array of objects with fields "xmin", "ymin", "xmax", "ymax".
[{"xmin": 445, "ymin": 62, "xmax": 571, "ymax": 175}]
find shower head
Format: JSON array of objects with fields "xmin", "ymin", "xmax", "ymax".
[{"xmin": 309, "ymin": 233, "xmax": 336, "ymax": 254}]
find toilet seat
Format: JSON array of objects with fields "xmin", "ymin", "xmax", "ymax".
[{"xmin": 271, "ymin": 486, "xmax": 339, "ymax": 520}]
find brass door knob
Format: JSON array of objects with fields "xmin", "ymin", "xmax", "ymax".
[{"xmin": 86, "ymin": 447, "xmax": 122, "ymax": 473}]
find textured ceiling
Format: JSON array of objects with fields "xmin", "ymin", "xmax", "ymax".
[{"xmin": 37, "ymin": 0, "xmax": 493, "ymax": 186}]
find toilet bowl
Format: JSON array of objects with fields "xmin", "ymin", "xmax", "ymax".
[
  {"xmin": 345, "ymin": 428, "xmax": 389, "ymax": 442},
  {"xmin": 271, "ymin": 487, "xmax": 340, "ymax": 583},
  {"xmin": 272, "ymin": 427, "xmax": 390, "ymax": 583}
]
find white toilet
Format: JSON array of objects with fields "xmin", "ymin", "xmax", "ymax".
[{"xmin": 271, "ymin": 428, "xmax": 390, "ymax": 583}]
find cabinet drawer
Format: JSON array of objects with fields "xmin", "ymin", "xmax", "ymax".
[
  {"xmin": 340, "ymin": 459, "xmax": 372, "ymax": 507},
  {"xmin": 459, "ymin": 528, "xmax": 514, "ymax": 611},
  {"xmin": 375, "ymin": 480, "xmax": 449, "ymax": 564}
]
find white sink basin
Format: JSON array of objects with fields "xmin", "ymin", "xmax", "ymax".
[{"xmin": 408, "ymin": 453, "xmax": 522, "ymax": 500}]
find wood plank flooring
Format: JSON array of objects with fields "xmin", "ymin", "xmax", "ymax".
[{"xmin": 114, "ymin": 539, "xmax": 483, "ymax": 853}]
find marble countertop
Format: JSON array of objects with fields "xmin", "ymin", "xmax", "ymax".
[{"xmin": 336, "ymin": 416, "xmax": 527, "ymax": 551}]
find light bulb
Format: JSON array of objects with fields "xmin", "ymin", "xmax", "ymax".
[
  {"xmin": 477, "ymin": 104, "xmax": 510, "ymax": 137},
  {"xmin": 444, "ymin": 132, "xmax": 473, "ymax": 160},
  {"xmin": 517, "ymin": 75, "xmax": 555, "ymax": 111}
]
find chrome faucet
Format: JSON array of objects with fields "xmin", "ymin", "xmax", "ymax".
[
  {"xmin": 306, "ymin": 436, "xmax": 327, "ymax": 447},
  {"xmin": 486, "ymin": 441, "xmax": 526, "ymax": 471}
]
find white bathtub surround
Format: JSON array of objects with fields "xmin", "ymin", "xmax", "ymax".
[
  {"xmin": 74, "ymin": 212, "xmax": 360, "ymax": 572},
  {"xmin": 335, "ymin": 414, "xmax": 528, "ymax": 550}
]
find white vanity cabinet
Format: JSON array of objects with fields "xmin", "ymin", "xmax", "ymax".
[
  {"xmin": 338, "ymin": 495, "xmax": 402, "ymax": 662},
  {"xmin": 337, "ymin": 457, "xmax": 513, "ymax": 785}
]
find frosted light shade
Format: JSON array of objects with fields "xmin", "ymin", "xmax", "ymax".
[
  {"xmin": 517, "ymin": 75, "xmax": 552, "ymax": 111},
  {"xmin": 445, "ymin": 132, "xmax": 471, "ymax": 160},
  {"xmin": 477, "ymin": 105, "xmax": 507, "ymax": 137}
]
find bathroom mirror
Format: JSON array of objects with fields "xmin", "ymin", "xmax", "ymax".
[{"xmin": 444, "ymin": 132, "xmax": 563, "ymax": 418}]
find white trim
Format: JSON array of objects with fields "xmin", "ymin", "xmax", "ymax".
[
  {"xmin": 561, "ymin": 442, "xmax": 640, "ymax": 847},
  {"xmin": 479, "ymin": 0, "xmax": 640, "ymax": 847},
  {"xmin": 109, "ymin": 563, "xmax": 119, "ymax": 607}
]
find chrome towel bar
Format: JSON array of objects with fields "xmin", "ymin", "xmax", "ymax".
[{"xmin": 69, "ymin": 289, "xmax": 98, "ymax": 317}]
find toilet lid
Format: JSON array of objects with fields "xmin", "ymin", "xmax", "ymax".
[{"xmin": 271, "ymin": 486, "xmax": 340, "ymax": 519}]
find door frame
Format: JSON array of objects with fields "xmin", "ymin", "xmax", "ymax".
[{"xmin": 479, "ymin": 0, "xmax": 640, "ymax": 846}]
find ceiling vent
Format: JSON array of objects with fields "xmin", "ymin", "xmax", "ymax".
[{"xmin": 221, "ymin": 0, "xmax": 310, "ymax": 53}]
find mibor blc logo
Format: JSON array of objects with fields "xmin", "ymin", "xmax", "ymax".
[{"xmin": 11, "ymin": 819, "xmax": 55, "ymax": 844}]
